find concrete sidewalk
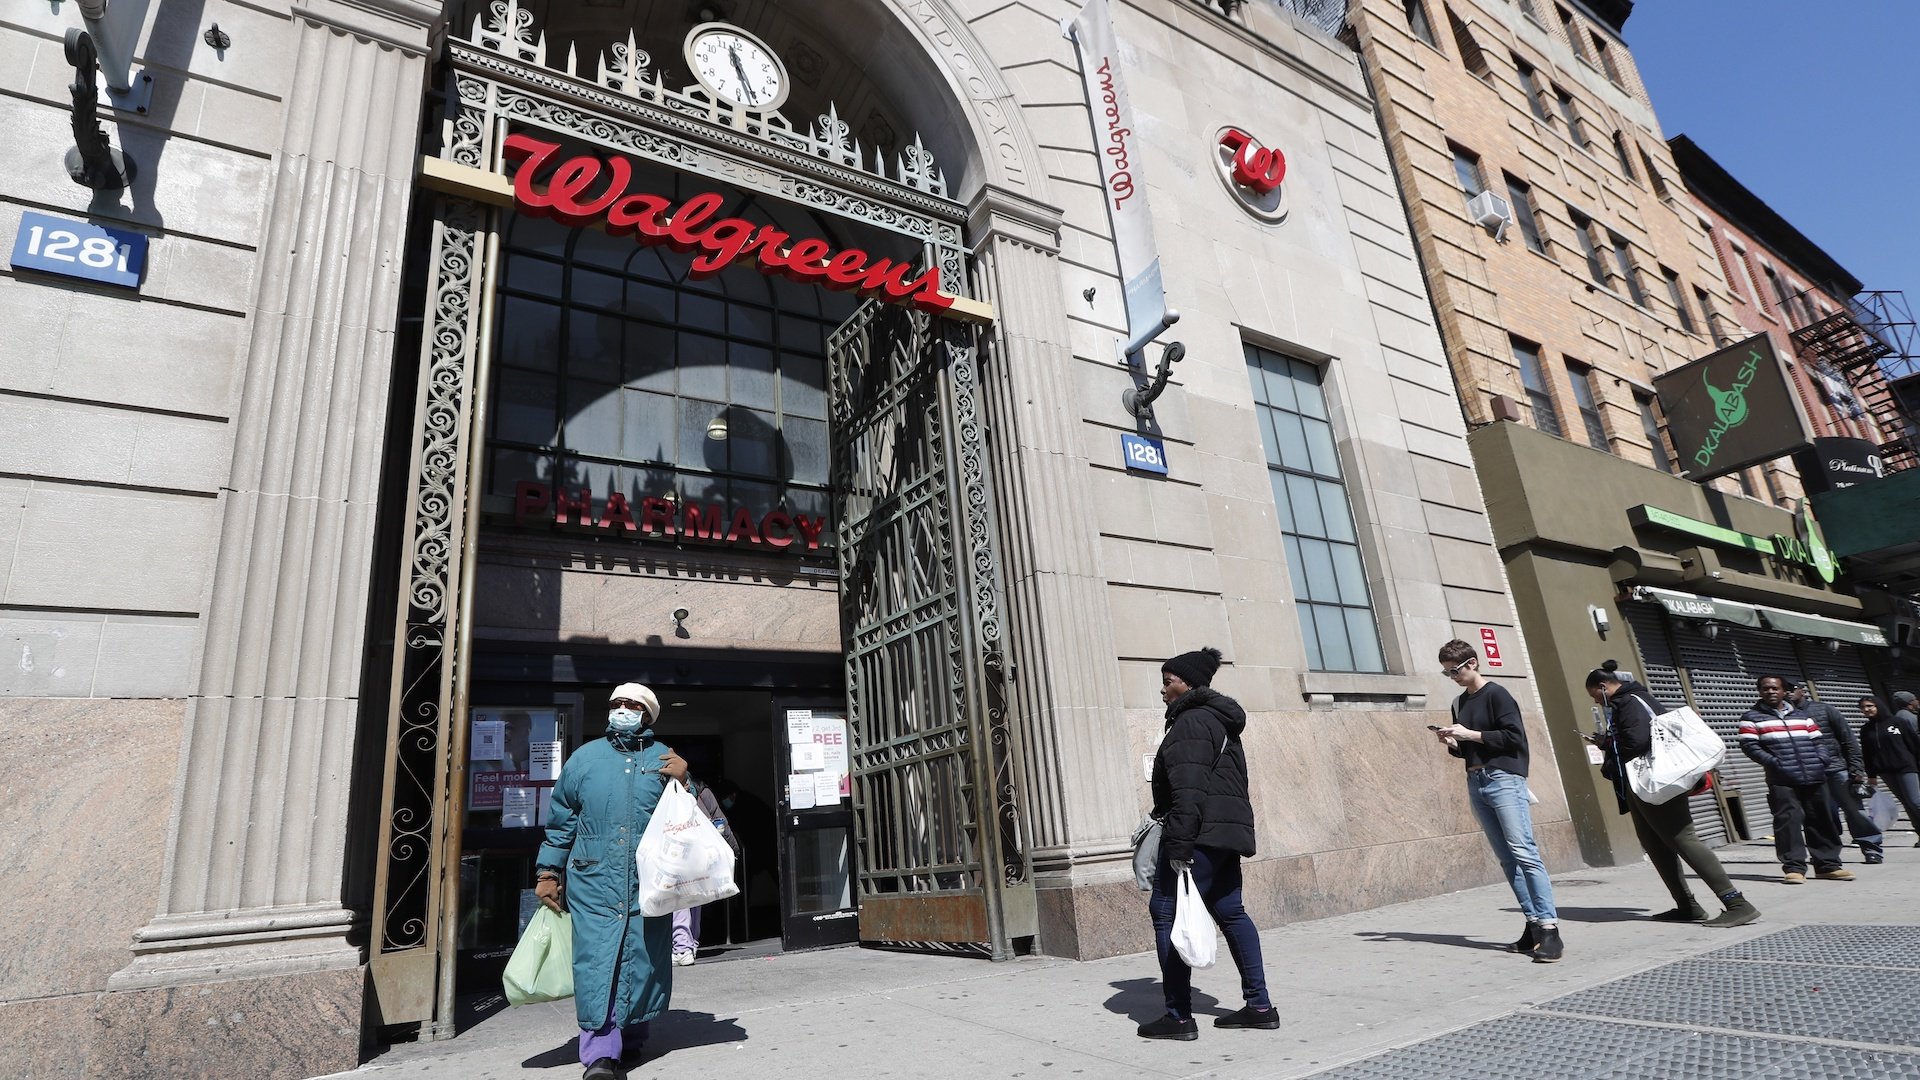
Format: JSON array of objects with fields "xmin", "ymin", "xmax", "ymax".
[{"xmin": 322, "ymin": 832, "xmax": 1920, "ymax": 1080}]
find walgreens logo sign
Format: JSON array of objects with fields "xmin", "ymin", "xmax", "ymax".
[{"xmin": 502, "ymin": 133, "xmax": 954, "ymax": 316}]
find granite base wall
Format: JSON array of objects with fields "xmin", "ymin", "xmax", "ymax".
[{"xmin": 0, "ymin": 967, "xmax": 364, "ymax": 1080}]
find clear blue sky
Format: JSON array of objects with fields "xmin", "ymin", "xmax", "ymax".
[{"xmin": 1628, "ymin": 2, "xmax": 1918, "ymax": 314}]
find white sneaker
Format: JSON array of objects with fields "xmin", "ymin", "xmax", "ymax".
[{"xmin": 672, "ymin": 949, "xmax": 695, "ymax": 967}]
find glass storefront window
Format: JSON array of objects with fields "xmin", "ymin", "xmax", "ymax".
[{"xmin": 485, "ymin": 164, "xmax": 869, "ymax": 551}]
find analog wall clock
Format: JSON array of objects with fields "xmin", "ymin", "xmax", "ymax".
[{"xmin": 685, "ymin": 23, "xmax": 789, "ymax": 111}]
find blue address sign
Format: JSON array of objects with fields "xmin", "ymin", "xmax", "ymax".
[
  {"xmin": 1120, "ymin": 432, "xmax": 1169, "ymax": 475},
  {"xmin": 9, "ymin": 210, "xmax": 147, "ymax": 289}
]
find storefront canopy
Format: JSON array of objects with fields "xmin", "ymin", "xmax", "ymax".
[
  {"xmin": 1629, "ymin": 586, "xmax": 1887, "ymax": 647},
  {"xmin": 1632, "ymin": 586, "xmax": 1761, "ymax": 627}
]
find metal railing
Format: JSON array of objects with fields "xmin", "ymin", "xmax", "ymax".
[{"xmin": 1188, "ymin": 0, "xmax": 1349, "ymax": 39}]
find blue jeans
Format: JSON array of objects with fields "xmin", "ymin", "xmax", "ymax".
[
  {"xmin": 1466, "ymin": 768, "xmax": 1557, "ymax": 923},
  {"xmin": 1148, "ymin": 845, "xmax": 1271, "ymax": 1020}
]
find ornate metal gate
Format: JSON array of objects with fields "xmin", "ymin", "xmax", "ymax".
[
  {"xmin": 367, "ymin": 1, "xmax": 1035, "ymax": 1032},
  {"xmin": 830, "ymin": 303, "xmax": 1034, "ymax": 957}
]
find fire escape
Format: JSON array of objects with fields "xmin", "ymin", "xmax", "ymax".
[{"xmin": 1789, "ymin": 289, "xmax": 1920, "ymax": 473}]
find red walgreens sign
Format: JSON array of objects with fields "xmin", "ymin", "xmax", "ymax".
[
  {"xmin": 1478, "ymin": 627, "xmax": 1504, "ymax": 669},
  {"xmin": 1219, "ymin": 128, "xmax": 1285, "ymax": 195},
  {"xmin": 502, "ymin": 133, "xmax": 953, "ymax": 316},
  {"xmin": 514, "ymin": 482, "xmax": 827, "ymax": 551}
]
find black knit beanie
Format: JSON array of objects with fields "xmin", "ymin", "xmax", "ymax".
[{"xmin": 1162, "ymin": 646, "xmax": 1223, "ymax": 688}]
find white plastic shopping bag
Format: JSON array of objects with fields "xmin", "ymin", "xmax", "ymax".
[
  {"xmin": 1168, "ymin": 868, "xmax": 1217, "ymax": 969},
  {"xmin": 636, "ymin": 780, "xmax": 740, "ymax": 917},
  {"xmin": 1627, "ymin": 704, "xmax": 1726, "ymax": 805}
]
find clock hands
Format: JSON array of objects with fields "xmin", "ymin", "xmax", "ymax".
[{"xmin": 728, "ymin": 45, "xmax": 758, "ymax": 106}]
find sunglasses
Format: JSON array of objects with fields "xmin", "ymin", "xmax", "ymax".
[
  {"xmin": 610, "ymin": 699, "xmax": 648, "ymax": 711},
  {"xmin": 1442, "ymin": 660, "xmax": 1475, "ymax": 678}
]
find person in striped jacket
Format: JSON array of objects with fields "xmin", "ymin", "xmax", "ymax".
[{"xmin": 1738, "ymin": 675, "xmax": 1855, "ymax": 885}]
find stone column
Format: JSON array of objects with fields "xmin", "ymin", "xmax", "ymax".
[
  {"xmin": 968, "ymin": 187, "xmax": 1139, "ymax": 942},
  {"xmin": 114, "ymin": 0, "xmax": 445, "ymax": 993}
]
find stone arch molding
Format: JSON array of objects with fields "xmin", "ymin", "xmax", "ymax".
[{"xmin": 878, "ymin": 0, "xmax": 1056, "ymax": 207}]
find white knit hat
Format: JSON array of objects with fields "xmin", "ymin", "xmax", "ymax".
[{"xmin": 609, "ymin": 682, "xmax": 659, "ymax": 723}]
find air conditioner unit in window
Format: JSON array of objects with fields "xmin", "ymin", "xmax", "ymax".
[{"xmin": 1466, "ymin": 189, "xmax": 1512, "ymax": 242}]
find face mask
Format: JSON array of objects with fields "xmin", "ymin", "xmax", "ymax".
[
  {"xmin": 720, "ymin": 795, "xmax": 736, "ymax": 811},
  {"xmin": 608, "ymin": 707, "xmax": 648, "ymax": 734}
]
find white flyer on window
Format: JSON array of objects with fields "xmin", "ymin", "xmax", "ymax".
[
  {"xmin": 500, "ymin": 786, "xmax": 537, "ymax": 829},
  {"xmin": 788, "ymin": 774, "xmax": 817, "ymax": 810},
  {"xmin": 786, "ymin": 709, "xmax": 815, "ymax": 745},
  {"xmin": 792, "ymin": 743, "xmax": 825, "ymax": 772},
  {"xmin": 471, "ymin": 719, "xmax": 506, "ymax": 762},
  {"xmin": 813, "ymin": 773, "xmax": 842, "ymax": 806},
  {"xmin": 528, "ymin": 741, "xmax": 561, "ymax": 782}
]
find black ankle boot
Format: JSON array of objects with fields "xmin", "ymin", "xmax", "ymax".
[
  {"xmin": 1651, "ymin": 899, "xmax": 1709, "ymax": 922},
  {"xmin": 1137, "ymin": 1014, "xmax": 1199, "ymax": 1041},
  {"xmin": 1509, "ymin": 921, "xmax": 1538, "ymax": 954},
  {"xmin": 1702, "ymin": 892, "xmax": 1760, "ymax": 928},
  {"xmin": 1531, "ymin": 923, "xmax": 1565, "ymax": 963}
]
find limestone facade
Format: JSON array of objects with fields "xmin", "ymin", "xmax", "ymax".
[{"xmin": 1, "ymin": 1, "xmax": 1563, "ymax": 1071}]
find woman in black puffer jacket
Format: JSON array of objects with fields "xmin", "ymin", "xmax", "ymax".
[
  {"xmin": 1586, "ymin": 660, "xmax": 1758, "ymax": 928},
  {"xmin": 1138, "ymin": 647, "xmax": 1273, "ymax": 1042}
]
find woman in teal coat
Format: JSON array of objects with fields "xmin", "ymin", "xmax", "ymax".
[{"xmin": 535, "ymin": 682, "xmax": 687, "ymax": 1079}]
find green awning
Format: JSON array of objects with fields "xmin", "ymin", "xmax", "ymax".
[
  {"xmin": 1757, "ymin": 607, "xmax": 1889, "ymax": 647},
  {"xmin": 1631, "ymin": 586, "xmax": 1762, "ymax": 628}
]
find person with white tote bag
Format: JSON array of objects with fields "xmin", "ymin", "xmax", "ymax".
[
  {"xmin": 1139, "ymin": 647, "xmax": 1275, "ymax": 1042},
  {"xmin": 1585, "ymin": 661, "xmax": 1759, "ymax": 928}
]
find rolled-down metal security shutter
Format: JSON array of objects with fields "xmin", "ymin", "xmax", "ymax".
[
  {"xmin": 1671, "ymin": 625, "xmax": 1803, "ymax": 839},
  {"xmin": 1624, "ymin": 604, "xmax": 1727, "ymax": 847},
  {"xmin": 1797, "ymin": 641, "xmax": 1881, "ymax": 767}
]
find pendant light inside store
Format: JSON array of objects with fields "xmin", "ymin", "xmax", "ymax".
[{"xmin": 706, "ymin": 408, "xmax": 729, "ymax": 441}]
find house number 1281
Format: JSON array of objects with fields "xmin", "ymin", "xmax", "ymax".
[
  {"xmin": 9, "ymin": 210, "xmax": 148, "ymax": 289},
  {"xmin": 22, "ymin": 225, "xmax": 134, "ymax": 273}
]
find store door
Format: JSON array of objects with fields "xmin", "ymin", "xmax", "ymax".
[
  {"xmin": 773, "ymin": 700, "xmax": 859, "ymax": 949},
  {"xmin": 828, "ymin": 301, "xmax": 1034, "ymax": 957}
]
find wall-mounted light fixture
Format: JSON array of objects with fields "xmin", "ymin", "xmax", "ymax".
[{"xmin": 1588, "ymin": 604, "xmax": 1610, "ymax": 638}]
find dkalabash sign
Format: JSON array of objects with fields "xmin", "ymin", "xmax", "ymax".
[{"xmin": 1653, "ymin": 333, "xmax": 1810, "ymax": 482}]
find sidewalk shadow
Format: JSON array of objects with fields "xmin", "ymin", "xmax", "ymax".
[
  {"xmin": 1552, "ymin": 906, "xmax": 1651, "ymax": 924},
  {"xmin": 635, "ymin": 1011, "xmax": 749, "ymax": 1060},
  {"xmin": 1103, "ymin": 978, "xmax": 1220, "ymax": 1023},
  {"xmin": 1353, "ymin": 931, "xmax": 1506, "ymax": 952},
  {"xmin": 520, "ymin": 1012, "xmax": 747, "ymax": 1071}
]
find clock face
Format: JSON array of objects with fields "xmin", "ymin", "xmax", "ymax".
[{"xmin": 688, "ymin": 27, "xmax": 787, "ymax": 111}]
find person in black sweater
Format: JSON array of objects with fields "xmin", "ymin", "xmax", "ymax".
[
  {"xmin": 1585, "ymin": 660, "xmax": 1758, "ymax": 928},
  {"xmin": 1858, "ymin": 696, "xmax": 1920, "ymax": 846},
  {"xmin": 1137, "ymin": 647, "xmax": 1273, "ymax": 1042},
  {"xmin": 1433, "ymin": 639, "xmax": 1563, "ymax": 962},
  {"xmin": 1788, "ymin": 681, "xmax": 1884, "ymax": 863}
]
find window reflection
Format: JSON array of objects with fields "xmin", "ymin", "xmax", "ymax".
[{"xmin": 486, "ymin": 168, "xmax": 876, "ymax": 552}]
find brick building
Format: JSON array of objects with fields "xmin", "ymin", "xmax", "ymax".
[
  {"xmin": 1669, "ymin": 133, "xmax": 1917, "ymax": 482},
  {"xmin": 1346, "ymin": 0, "xmax": 1902, "ymax": 867}
]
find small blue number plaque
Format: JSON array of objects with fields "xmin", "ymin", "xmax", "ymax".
[
  {"xmin": 9, "ymin": 210, "xmax": 147, "ymax": 289},
  {"xmin": 1120, "ymin": 433, "xmax": 1169, "ymax": 475}
]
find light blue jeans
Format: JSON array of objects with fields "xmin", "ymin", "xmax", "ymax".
[{"xmin": 1467, "ymin": 768, "xmax": 1557, "ymax": 923}]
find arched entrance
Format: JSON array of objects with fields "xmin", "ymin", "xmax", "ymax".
[{"xmin": 367, "ymin": 0, "xmax": 1050, "ymax": 1033}]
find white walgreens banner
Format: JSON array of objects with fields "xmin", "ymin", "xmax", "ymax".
[{"xmin": 1064, "ymin": 0, "xmax": 1169, "ymax": 356}]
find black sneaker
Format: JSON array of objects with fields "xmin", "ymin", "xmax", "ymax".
[
  {"xmin": 1864, "ymin": 852, "xmax": 1885, "ymax": 865},
  {"xmin": 1137, "ymin": 1014, "xmax": 1199, "ymax": 1041},
  {"xmin": 1509, "ymin": 921, "xmax": 1538, "ymax": 954},
  {"xmin": 1531, "ymin": 924, "xmax": 1565, "ymax": 963},
  {"xmin": 1214, "ymin": 1006, "xmax": 1279, "ymax": 1030},
  {"xmin": 583, "ymin": 1058, "xmax": 621, "ymax": 1080}
]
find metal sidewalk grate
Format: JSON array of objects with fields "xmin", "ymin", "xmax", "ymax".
[
  {"xmin": 1542, "ymin": 957, "xmax": 1920, "ymax": 1045},
  {"xmin": 1304, "ymin": 926, "xmax": 1920, "ymax": 1079},
  {"xmin": 1697, "ymin": 924, "xmax": 1920, "ymax": 968}
]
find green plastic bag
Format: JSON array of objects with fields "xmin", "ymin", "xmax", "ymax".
[{"xmin": 502, "ymin": 906, "xmax": 574, "ymax": 1005}]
